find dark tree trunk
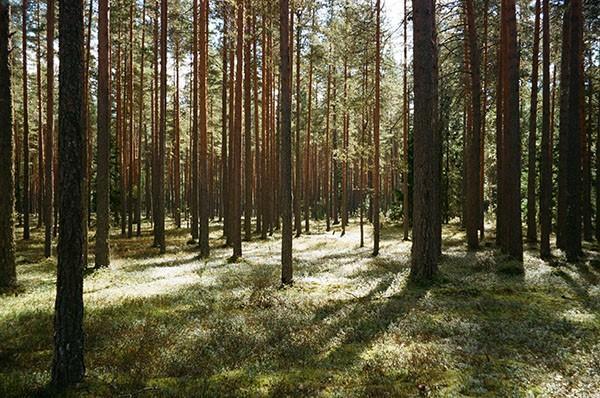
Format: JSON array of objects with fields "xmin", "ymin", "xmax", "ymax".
[
  {"xmin": 0, "ymin": 0, "xmax": 16, "ymax": 288},
  {"xmin": 402, "ymin": 0, "xmax": 409, "ymax": 241},
  {"xmin": 231, "ymin": 0, "xmax": 243, "ymax": 259},
  {"xmin": 244, "ymin": 0, "xmax": 253, "ymax": 241},
  {"xmin": 556, "ymin": 3, "xmax": 571, "ymax": 250},
  {"xmin": 499, "ymin": 0, "xmax": 523, "ymax": 262},
  {"xmin": 52, "ymin": 0, "xmax": 86, "ymax": 385},
  {"xmin": 199, "ymin": 0, "xmax": 210, "ymax": 256},
  {"xmin": 156, "ymin": 0, "xmax": 167, "ymax": 253},
  {"xmin": 95, "ymin": 0, "xmax": 110, "ymax": 267},
  {"xmin": 539, "ymin": 0, "xmax": 552, "ymax": 258},
  {"xmin": 464, "ymin": 0, "xmax": 481, "ymax": 249},
  {"xmin": 22, "ymin": 0, "xmax": 30, "ymax": 241},
  {"xmin": 44, "ymin": 0, "xmax": 55, "ymax": 258},
  {"xmin": 526, "ymin": 0, "xmax": 541, "ymax": 243},
  {"xmin": 373, "ymin": 0, "xmax": 381, "ymax": 256},
  {"xmin": 411, "ymin": 0, "xmax": 440, "ymax": 280},
  {"xmin": 280, "ymin": 0, "xmax": 293, "ymax": 285},
  {"xmin": 564, "ymin": 0, "xmax": 583, "ymax": 261}
]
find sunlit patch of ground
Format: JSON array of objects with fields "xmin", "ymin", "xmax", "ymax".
[{"xmin": 1, "ymin": 218, "xmax": 599, "ymax": 397}]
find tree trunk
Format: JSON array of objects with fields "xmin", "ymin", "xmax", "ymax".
[
  {"xmin": 22, "ymin": 0, "xmax": 30, "ymax": 241},
  {"xmin": 373, "ymin": 0, "xmax": 381, "ymax": 256},
  {"xmin": 155, "ymin": 0, "xmax": 167, "ymax": 253},
  {"xmin": 556, "ymin": 3, "xmax": 571, "ymax": 250},
  {"xmin": 231, "ymin": 0, "xmax": 243, "ymax": 259},
  {"xmin": 499, "ymin": 0, "xmax": 523, "ymax": 262},
  {"xmin": 199, "ymin": 0, "xmax": 210, "ymax": 256},
  {"xmin": 243, "ymin": 0, "xmax": 253, "ymax": 241},
  {"xmin": 0, "ymin": 0, "xmax": 16, "ymax": 288},
  {"xmin": 526, "ymin": 0, "xmax": 541, "ymax": 243},
  {"xmin": 464, "ymin": 0, "xmax": 481, "ymax": 250},
  {"xmin": 280, "ymin": 0, "xmax": 293, "ymax": 285},
  {"xmin": 402, "ymin": 0, "xmax": 409, "ymax": 241},
  {"xmin": 294, "ymin": 13, "xmax": 302, "ymax": 238},
  {"xmin": 564, "ymin": 0, "xmax": 583, "ymax": 261},
  {"xmin": 539, "ymin": 0, "xmax": 552, "ymax": 258},
  {"xmin": 52, "ymin": 0, "xmax": 85, "ymax": 385},
  {"xmin": 95, "ymin": 0, "xmax": 110, "ymax": 267},
  {"xmin": 44, "ymin": 0, "xmax": 55, "ymax": 258},
  {"xmin": 410, "ymin": 0, "xmax": 440, "ymax": 280}
]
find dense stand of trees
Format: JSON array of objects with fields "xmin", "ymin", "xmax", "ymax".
[{"xmin": 0, "ymin": 0, "xmax": 598, "ymax": 388}]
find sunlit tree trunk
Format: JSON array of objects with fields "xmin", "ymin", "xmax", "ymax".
[{"xmin": 410, "ymin": 0, "xmax": 440, "ymax": 280}]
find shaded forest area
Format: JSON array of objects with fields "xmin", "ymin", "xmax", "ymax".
[{"xmin": 0, "ymin": 0, "xmax": 599, "ymax": 396}]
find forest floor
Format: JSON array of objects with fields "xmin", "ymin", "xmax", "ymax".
[{"xmin": 1, "ymin": 219, "xmax": 599, "ymax": 397}]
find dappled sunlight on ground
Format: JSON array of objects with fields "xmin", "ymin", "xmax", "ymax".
[{"xmin": 1, "ymin": 219, "xmax": 599, "ymax": 397}]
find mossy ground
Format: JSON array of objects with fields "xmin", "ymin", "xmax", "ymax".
[{"xmin": 1, "ymin": 219, "xmax": 599, "ymax": 397}]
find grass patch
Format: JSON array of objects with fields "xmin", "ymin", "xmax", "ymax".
[{"xmin": 1, "ymin": 220, "xmax": 599, "ymax": 397}]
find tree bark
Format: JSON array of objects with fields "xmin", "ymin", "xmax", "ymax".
[
  {"xmin": 22, "ymin": 0, "xmax": 30, "ymax": 241},
  {"xmin": 499, "ymin": 0, "xmax": 523, "ymax": 262},
  {"xmin": 564, "ymin": 0, "xmax": 583, "ymax": 261},
  {"xmin": 539, "ymin": 0, "xmax": 552, "ymax": 258},
  {"xmin": 411, "ymin": 0, "xmax": 440, "ymax": 280},
  {"xmin": 95, "ymin": 0, "xmax": 110, "ymax": 268},
  {"xmin": 526, "ymin": 0, "xmax": 541, "ymax": 243},
  {"xmin": 464, "ymin": 0, "xmax": 481, "ymax": 250},
  {"xmin": 0, "ymin": 0, "xmax": 16, "ymax": 288},
  {"xmin": 52, "ymin": 0, "xmax": 85, "ymax": 385},
  {"xmin": 280, "ymin": 0, "xmax": 293, "ymax": 285},
  {"xmin": 199, "ymin": 0, "xmax": 210, "ymax": 256},
  {"xmin": 373, "ymin": 0, "xmax": 381, "ymax": 256},
  {"xmin": 231, "ymin": 0, "xmax": 243, "ymax": 259},
  {"xmin": 44, "ymin": 0, "xmax": 55, "ymax": 258}
]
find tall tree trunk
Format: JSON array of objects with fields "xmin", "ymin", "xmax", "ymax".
[
  {"xmin": 304, "ymin": 14, "xmax": 314, "ymax": 234},
  {"xmin": 198, "ymin": 0, "xmax": 210, "ymax": 256},
  {"xmin": 190, "ymin": 0, "xmax": 199, "ymax": 242},
  {"xmin": 499, "ymin": 0, "xmax": 523, "ymax": 262},
  {"xmin": 556, "ymin": 2, "xmax": 571, "ymax": 250},
  {"xmin": 564, "ymin": 0, "xmax": 583, "ymax": 261},
  {"xmin": 35, "ymin": 1, "xmax": 43, "ymax": 229},
  {"xmin": 0, "ymin": 0, "xmax": 16, "ymax": 288},
  {"xmin": 324, "ymin": 60, "xmax": 332, "ymax": 232},
  {"xmin": 410, "ymin": 0, "xmax": 440, "ymax": 280},
  {"xmin": 231, "ymin": 0, "xmax": 243, "ymax": 259},
  {"xmin": 155, "ymin": 0, "xmax": 167, "ymax": 253},
  {"xmin": 293, "ymin": 12, "xmax": 302, "ymax": 237},
  {"xmin": 402, "ymin": 0, "xmax": 409, "ymax": 241},
  {"xmin": 526, "ymin": 0, "xmax": 541, "ymax": 243},
  {"xmin": 243, "ymin": 0, "xmax": 253, "ymax": 241},
  {"xmin": 44, "ymin": 0, "xmax": 55, "ymax": 258},
  {"xmin": 221, "ymin": 4, "xmax": 229, "ymax": 238},
  {"xmin": 22, "ymin": 0, "xmax": 30, "ymax": 240},
  {"xmin": 95, "ymin": 0, "xmax": 110, "ymax": 267},
  {"xmin": 539, "ymin": 0, "xmax": 551, "ymax": 258},
  {"xmin": 280, "ymin": 0, "xmax": 293, "ymax": 285},
  {"xmin": 52, "ymin": 0, "xmax": 85, "ymax": 385},
  {"xmin": 373, "ymin": 0, "xmax": 381, "ymax": 256},
  {"xmin": 137, "ymin": 0, "xmax": 146, "ymax": 236},
  {"xmin": 464, "ymin": 0, "xmax": 481, "ymax": 249}
]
